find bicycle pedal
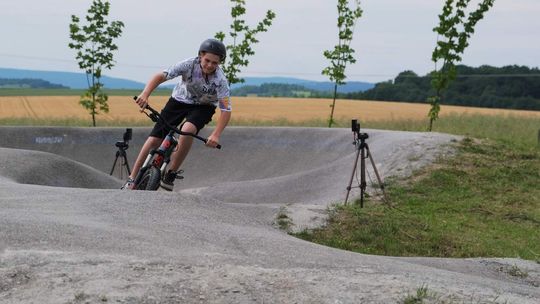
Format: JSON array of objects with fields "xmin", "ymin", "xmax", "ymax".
[{"xmin": 174, "ymin": 169, "xmax": 184, "ymax": 180}]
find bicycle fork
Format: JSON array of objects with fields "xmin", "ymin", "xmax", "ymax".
[{"xmin": 147, "ymin": 134, "xmax": 177, "ymax": 175}]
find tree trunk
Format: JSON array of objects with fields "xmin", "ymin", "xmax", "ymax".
[
  {"xmin": 328, "ymin": 82, "xmax": 338, "ymax": 128},
  {"xmin": 92, "ymin": 93, "xmax": 96, "ymax": 127}
]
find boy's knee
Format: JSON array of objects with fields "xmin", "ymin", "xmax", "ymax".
[
  {"xmin": 147, "ymin": 136, "xmax": 163, "ymax": 146},
  {"xmin": 181, "ymin": 122, "xmax": 198, "ymax": 134}
]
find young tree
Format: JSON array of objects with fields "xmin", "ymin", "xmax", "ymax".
[
  {"xmin": 215, "ymin": 0, "xmax": 276, "ymax": 85},
  {"xmin": 427, "ymin": 0, "xmax": 495, "ymax": 131},
  {"xmin": 322, "ymin": 0, "xmax": 362, "ymax": 128},
  {"xmin": 68, "ymin": 0, "xmax": 124, "ymax": 127}
]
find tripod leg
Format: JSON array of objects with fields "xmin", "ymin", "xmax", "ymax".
[
  {"xmin": 360, "ymin": 144, "xmax": 366, "ymax": 208},
  {"xmin": 365, "ymin": 145, "xmax": 388, "ymax": 203},
  {"xmin": 110, "ymin": 153, "xmax": 120, "ymax": 176},
  {"xmin": 345, "ymin": 145, "xmax": 361, "ymax": 205},
  {"xmin": 122, "ymin": 154, "xmax": 131, "ymax": 176}
]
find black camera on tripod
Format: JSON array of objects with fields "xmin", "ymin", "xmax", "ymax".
[
  {"xmin": 351, "ymin": 119, "xmax": 360, "ymax": 133},
  {"xmin": 115, "ymin": 128, "xmax": 132, "ymax": 150},
  {"xmin": 345, "ymin": 118, "xmax": 387, "ymax": 207},
  {"xmin": 110, "ymin": 128, "xmax": 133, "ymax": 176},
  {"xmin": 351, "ymin": 119, "xmax": 368, "ymax": 143}
]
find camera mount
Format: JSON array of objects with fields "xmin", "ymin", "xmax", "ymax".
[
  {"xmin": 345, "ymin": 120, "xmax": 387, "ymax": 207},
  {"xmin": 110, "ymin": 128, "xmax": 132, "ymax": 178}
]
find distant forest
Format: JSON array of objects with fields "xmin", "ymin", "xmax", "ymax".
[
  {"xmin": 232, "ymin": 83, "xmax": 329, "ymax": 98},
  {"xmin": 232, "ymin": 65, "xmax": 540, "ymax": 111},
  {"xmin": 0, "ymin": 78, "xmax": 68, "ymax": 89},
  {"xmin": 348, "ymin": 65, "xmax": 540, "ymax": 110}
]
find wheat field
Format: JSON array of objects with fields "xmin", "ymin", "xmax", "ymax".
[{"xmin": 1, "ymin": 96, "xmax": 539, "ymax": 124}]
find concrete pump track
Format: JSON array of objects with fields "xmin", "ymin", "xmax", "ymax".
[{"xmin": 0, "ymin": 126, "xmax": 538, "ymax": 303}]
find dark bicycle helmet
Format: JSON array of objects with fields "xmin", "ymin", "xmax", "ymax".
[{"xmin": 198, "ymin": 38, "xmax": 226, "ymax": 61}]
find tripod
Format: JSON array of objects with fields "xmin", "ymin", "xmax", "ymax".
[
  {"xmin": 110, "ymin": 140, "xmax": 131, "ymax": 178},
  {"xmin": 344, "ymin": 131, "xmax": 387, "ymax": 207}
]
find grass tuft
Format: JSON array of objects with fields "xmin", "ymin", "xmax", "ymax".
[
  {"xmin": 505, "ymin": 265, "xmax": 529, "ymax": 279},
  {"xmin": 276, "ymin": 206, "xmax": 293, "ymax": 232},
  {"xmin": 402, "ymin": 285, "xmax": 430, "ymax": 304}
]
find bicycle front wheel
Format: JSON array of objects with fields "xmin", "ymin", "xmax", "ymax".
[{"xmin": 144, "ymin": 166, "xmax": 161, "ymax": 191}]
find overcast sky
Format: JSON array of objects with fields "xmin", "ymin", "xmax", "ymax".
[{"xmin": 0, "ymin": 0, "xmax": 538, "ymax": 84}]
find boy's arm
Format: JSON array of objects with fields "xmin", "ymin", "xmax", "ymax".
[
  {"xmin": 206, "ymin": 102, "xmax": 231, "ymax": 148},
  {"xmin": 134, "ymin": 72, "xmax": 167, "ymax": 109}
]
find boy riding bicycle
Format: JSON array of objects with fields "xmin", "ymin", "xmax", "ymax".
[{"xmin": 122, "ymin": 38, "xmax": 231, "ymax": 191}]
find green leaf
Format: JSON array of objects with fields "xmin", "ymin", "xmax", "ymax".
[{"xmin": 216, "ymin": 1, "xmax": 275, "ymax": 85}]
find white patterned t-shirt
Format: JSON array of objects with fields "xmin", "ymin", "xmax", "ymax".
[{"xmin": 163, "ymin": 57, "xmax": 231, "ymax": 111}]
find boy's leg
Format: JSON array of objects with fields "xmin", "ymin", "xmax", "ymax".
[
  {"xmin": 167, "ymin": 122, "xmax": 197, "ymax": 172},
  {"xmin": 168, "ymin": 105, "xmax": 215, "ymax": 171},
  {"xmin": 129, "ymin": 136, "xmax": 162, "ymax": 180}
]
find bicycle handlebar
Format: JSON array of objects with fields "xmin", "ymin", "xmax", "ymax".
[{"xmin": 133, "ymin": 96, "xmax": 221, "ymax": 149}]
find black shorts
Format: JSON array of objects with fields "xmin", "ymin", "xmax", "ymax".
[{"xmin": 149, "ymin": 97, "xmax": 216, "ymax": 139}]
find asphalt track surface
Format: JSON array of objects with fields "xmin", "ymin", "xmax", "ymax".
[{"xmin": 0, "ymin": 126, "xmax": 538, "ymax": 303}]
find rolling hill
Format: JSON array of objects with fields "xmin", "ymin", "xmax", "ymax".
[
  {"xmin": 0, "ymin": 68, "xmax": 145, "ymax": 89},
  {"xmin": 0, "ymin": 68, "xmax": 374, "ymax": 92}
]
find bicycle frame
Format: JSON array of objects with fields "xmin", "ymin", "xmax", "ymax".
[
  {"xmin": 142, "ymin": 130, "xmax": 178, "ymax": 175},
  {"xmin": 131, "ymin": 96, "xmax": 220, "ymax": 190}
]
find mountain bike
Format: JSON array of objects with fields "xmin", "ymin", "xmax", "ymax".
[{"xmin": 131, "ymin": 97, "xmax": 221, "ymax": 191}]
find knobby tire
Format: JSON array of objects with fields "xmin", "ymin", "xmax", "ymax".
[{"xmin": 145, "ymin": 166, "xmax": 161, "ymax": 191}]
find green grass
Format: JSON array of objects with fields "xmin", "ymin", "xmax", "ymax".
[
  {"xmin": 231, "ymin": 113, "xmax": 540, "ymax": 149},
  {"xmin": 295, "ymin": 135, "xmax": 540, "ymax": 259},
  {"xmin": 227, "ymin": 117, "xmax": 331, "ymax": 127},
  {"xmin": 365, "ymin": 113, "xmax": 540, "ymax": 149}
]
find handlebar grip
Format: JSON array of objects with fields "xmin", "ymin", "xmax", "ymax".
[
  {"xmin": 201, "ymin": 138, "xmax": 221, "ymax": 149},
  {"xmin": 133, "ymin": 96, "xmax": 158, "ymax": 114}
]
